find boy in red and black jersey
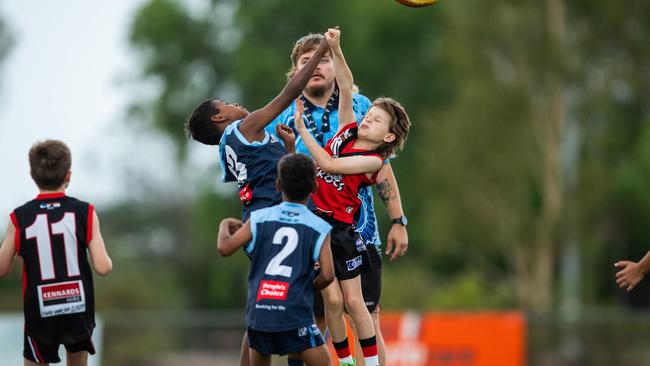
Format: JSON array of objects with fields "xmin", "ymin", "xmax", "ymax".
[
  {"xmin": 295, "ymin": 29, "xmax": 411, "ymax": 366},
  {"xmin": 0, "ymin": 140, "xmax": 112, "ymax": 366}
]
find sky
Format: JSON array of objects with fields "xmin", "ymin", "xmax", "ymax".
[{"xmin": 0, "ymin": 0, "xmax": 218, "ymax": 220}]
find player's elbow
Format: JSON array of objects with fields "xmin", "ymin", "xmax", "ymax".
[
  {"xmin": 322, "ymin": 272, "xmax": 334, "ymax": 288},
  {"xmin": 0, "ymin": 266, "xmax": 10, "ymax": 278},
  {"xmin": 94, "ymin": 257, "xmax": 113, "ymax": 276},
  {"xmin": 319, "ymin": 160, "xmax": 337, "ymax": 174},
  {"xmin": 217, "ymin": 242, "xmax": 234, "ymax": 257}
]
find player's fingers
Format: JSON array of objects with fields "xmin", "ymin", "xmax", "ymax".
[
  {"xmin": 616, "ymin": 277, "xmax": 627, "ymax": 285},
  {"xmin": 615, "ymin": 270, "xmax": 626, "ymax": 278},
  {"xmin": 627, "ymin": 283, "xmax": 635, "ymax": 291},
  {"xmin": 385, "ymin": 238, "xmax": 394, "ymax": 256}
]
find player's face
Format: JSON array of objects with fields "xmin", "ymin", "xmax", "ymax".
[
  {"xmin": 213, "ymin": 100, "xmax": 249, "ymax": 123},
  {"xmin": 358, "ymin": 106, "xmax": 396, "ymax": 145},
  {"xmin": 296, "ymin": 48, "xmax": 334, "ymax": 97}
]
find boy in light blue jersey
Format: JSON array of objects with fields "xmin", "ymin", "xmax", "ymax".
[{"xmin": 218, "ymin": 154, "xmax": 335, "ymax": 366}]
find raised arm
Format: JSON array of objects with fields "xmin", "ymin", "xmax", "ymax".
[
  {"xmin": 293, "ymin": 99, "xmax": 382, "ymax": 175},
  {"xmin": 217, "ymin": 218, "xmax": 250, "ymax": 257},
  {"xmin": 375, "ymin": 163, "xmax": 409, "ymax": 261},
  {"xmin": 0, "ymin": 222, "xmax": 17, "ymax": 278},
  {"xmin": 238, "ymin": 37, "xmax": 330, "ymax": 142},
  {"xmin": 324, "ymin": 28, "xmax": 355, "ymax": 131}
]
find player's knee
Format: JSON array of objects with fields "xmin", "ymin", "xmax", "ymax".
[
  {"xmin": 324, "ymin": 293, "xmax": 344, "ymax": 313},
  {"xmin": 344, "ymin": 295, "xmax": 366, "ymax": 315}
]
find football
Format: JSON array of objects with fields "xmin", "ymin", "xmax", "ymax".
[{"xmin": 395, "ymin": 0, "xmax": 438, "ymax": 7}]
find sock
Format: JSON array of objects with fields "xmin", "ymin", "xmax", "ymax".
[
  {"xmin": 333, "ymin": 338, "xmax": 354, "ymax": 364},
  {"xmin": 288, "ymin": 359, "xmax": 304, "ymax": 366},
  {"xmin": 360, "ymin": 336, "xmax": 379, "ymax": 366}
]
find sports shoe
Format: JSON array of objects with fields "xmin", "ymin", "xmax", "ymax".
[{"xmin": 340, "ymin": 359, "xmax": 356, "ymax": 366}]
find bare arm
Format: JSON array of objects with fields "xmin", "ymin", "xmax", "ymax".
[
  {"xmin": 313, "ymin": 235, "xmax": 334, "ymax": 292},
  {"xmin": 293, "ymin": 99, "xmax": 382, "ymax": 175},
  {"xmin": 376, "ymin": 163, "xmax": 409, "ymax": 261},
  {"xmin": 217, "ymin": 218, "xmax": 250, "ymax": 257},
  {"xmin": 325, "ymin": 28, "xmax": 355, "ymax": 131},
  {"xmin": 87, "ymin": 211, "xmax": 113, "ymax": 276},
  {"xmin": 0, "ymin": 222, "xmax": 17, "ymax": 278},
  {"xmin": 615, "ymin": 250, "xmax": 650, "ymax": 291},
  {"xmin": 238, "ymin": 38, "xmax": 330, "ymax": 142}
]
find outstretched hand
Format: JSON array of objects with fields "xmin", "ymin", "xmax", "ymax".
[
  {"xmin": 293, "ymin": 98, "xmax": 306, "ymax": 132},
  {"xmin": 325, "ymin": 27, "xmax": 341, "ymax": 50},
  {"xmin": 615, "ymin": 260, "xmax": 646, "ymax": 291}
]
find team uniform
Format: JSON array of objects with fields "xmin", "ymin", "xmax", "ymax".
[
  {"xmin": 9, "ymin": 193, "xmax": 97, "ymax": 363},
  {"xmin": 267, "ymin": 93, "xmax": 383, "ymax": 312},
  {"xmin": 245, "ymin": 202, "xmax": 332, "ymax": 355},
  {"xmin": 220, "ymin": 119, "xmax": 287, "ymax": 221},
  {"xmin": 312, "ymin": 122, "xmax": 383, "ymax": 281}
]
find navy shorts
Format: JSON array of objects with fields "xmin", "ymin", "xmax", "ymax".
[
  {"xmin": 24, "ymin": 334, "xmax": 95, "ymax": 364},
  {"xmin": 248, "ymin": 323, "xmax": 324, "ymax": 356}
]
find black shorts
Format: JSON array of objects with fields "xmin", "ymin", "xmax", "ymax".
[
  {"xmin": 325, "ymin": 219, "xmax": 372, "ymax": 281},
  {"xmin": 24, "ymin": 334, "xmax": 95, "ymax": 364},
  {"xmin": 248, "ymin": 324, "xmax": 324, "ymax": 356},
  {"xmin": 313, "ymin": 245, "xmax": 382, "ymax": 317}
]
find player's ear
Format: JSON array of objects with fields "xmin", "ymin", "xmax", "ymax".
[
  {"xmin": 211, "ymin": 114, "xmax": 227, "ymax": 123},
  {"xmin": 64, "ymin": 171, "xmax": 72, "ymax": 188},
  {"xmin": 383, "ymin": 133, "xmax": 396, "ymax": 144}
]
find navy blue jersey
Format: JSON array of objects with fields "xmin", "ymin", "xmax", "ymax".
[
  {"xmin": 245, "ymin": 202, "xmax": 331, "ymax": 332},
  {"xmin": 219, "ymin": 120, "xmax": 286, "ymax": 221},
  {"xmin": 266, "ymin": 94, "xmax": 383, "ymax": 248}
]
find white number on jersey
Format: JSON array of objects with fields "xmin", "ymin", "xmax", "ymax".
[
  {"xmin": 25, "ymin": 213, "xmax": 80, "ymax": 280},
  {"xmin": 264, "ymin": 227, "xmax": 299, "ymax": 278}
]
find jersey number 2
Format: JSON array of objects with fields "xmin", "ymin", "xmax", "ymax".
[
  {"xmin": 265, "ymin": 227, "xmax": 298, "ymax": 278},
  {"xmin": 25, "ymin": 213, "xmax": 80, "ymax": 280}
]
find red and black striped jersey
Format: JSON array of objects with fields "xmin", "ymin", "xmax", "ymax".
[{"xmin": 312, "ymin": 123, "xmax": 383, "ymax": 224}]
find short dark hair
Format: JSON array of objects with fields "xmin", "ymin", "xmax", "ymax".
[
  {"xmin": 29, "ymin": 140, "xmax": 71, "ymax": 190},
  {"xmin": 186, "ymin": 100, "xmax": 222, "ymax": 145},
  {"xmin": 277, "ymin": 153, "xmax": 317, "ymax": 201},
  {"xmin": 372, "ymin": 97, "xmax": 411, "ymax": 159}
]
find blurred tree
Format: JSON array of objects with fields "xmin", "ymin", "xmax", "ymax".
[{"xmin": 124, "ymin": 0, "xmax": 650, "ymax": 315}]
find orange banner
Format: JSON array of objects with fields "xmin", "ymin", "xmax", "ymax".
[{"xmin": 327, "ymin": 311, "xmax": 526, "ymax": 366}]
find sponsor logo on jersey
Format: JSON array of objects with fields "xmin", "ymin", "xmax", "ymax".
[
  {"xmin": 239, "ymin": 184, "xmax": 253, "ymax": 204},
  {"xmin": 317, "ymin": 167, "xmax": 345, "ymax": 191},
  {"xmin": 39, "ymin": 202, "xmax": 61, "ymax": 210},
  {"xmin": 281, "ymin": 210, "xmax": 300, "ymax": 218},
  {"xmin": 37, "ymin": 280, "xmax": 86, "ymax": 318},
  {"xmin": 298, "ymin": 326, "xmax": 308, "ymax": 337},
  {"xmin": 346, "ymin": 255, "xmax": 363, "ymax": 271},
  {"xmin": 256, "ymin": 280, "xmax": 289, "ymax": 302},
  {"xmin": 330, "ymin": 129, "xmax": 354, "ymax": 156}
]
